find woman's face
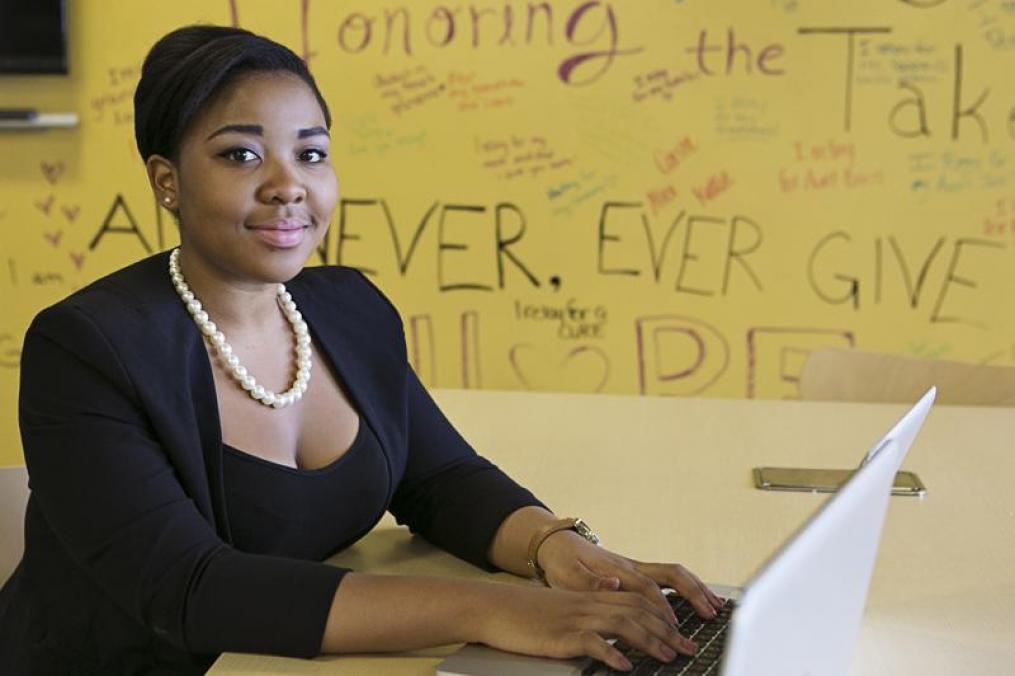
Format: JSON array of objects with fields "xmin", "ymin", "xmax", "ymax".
[{"xmin": 173, "ymin": 71, "xmax": 337, "ymax": 286}]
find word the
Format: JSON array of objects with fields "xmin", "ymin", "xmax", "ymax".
[{"xmin": 684, "ymin": 28, "xmax": 786, "ymax": 76}]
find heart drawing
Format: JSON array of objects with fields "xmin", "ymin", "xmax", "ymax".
[
  {"xmin": 40, "ymin": 161, "xmax": 66, "ymax": 185},
  {"xmin": 508, "ymin": 343, "xmax": 611, "ymax": 393},
  {"xmin": 61, "ymin": 204, "xmax": 80, "ymax": 223},
  {"xmin": 35, "ymin": 195, "xmax": 55, "ymax": 216}
]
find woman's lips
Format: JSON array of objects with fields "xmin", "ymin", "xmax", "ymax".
[{"xmin": 247, "ymin": 220, "xmax": 309, "ymax": 249}]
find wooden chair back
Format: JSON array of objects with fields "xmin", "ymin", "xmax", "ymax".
[
  {"xmin": 0, "ymin": 465, "xmax": 29, "ymax": 583},
  {"xmin": 798, "ymin": 348, "xmax": 1015, "ymax": 406}
]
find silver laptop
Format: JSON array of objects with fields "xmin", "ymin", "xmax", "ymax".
[{"xmin": 437, "ymin": 388, "xmax": 936, "ymax": 676}]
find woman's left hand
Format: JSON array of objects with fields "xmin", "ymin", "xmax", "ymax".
[{"xmin": 536, "ymin": 531, "xmax": 725, "ymax": 626}]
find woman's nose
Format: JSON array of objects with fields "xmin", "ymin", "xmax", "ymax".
[{"xmin": 258, "ymin": 159, "xmax": 306, "ymax": 204}]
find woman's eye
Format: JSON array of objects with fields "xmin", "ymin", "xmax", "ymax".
[
  {"xmin": 220, "ymin": 148, "xmax": 258, "ymax": 163},
  {"xmin": 300, "ymin": 148, "xmax": 328, "ymax": 163}
]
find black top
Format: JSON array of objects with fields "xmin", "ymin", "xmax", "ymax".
[{"xmin": 222, "ymin": 417, "xmax": 388, "ymax": 560}]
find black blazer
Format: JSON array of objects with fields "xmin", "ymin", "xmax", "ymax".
[{"xmin": 0, "ymin": 251, "xmax": 542, "ymax": 674}]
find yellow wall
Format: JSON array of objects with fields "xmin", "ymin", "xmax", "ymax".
[{"xmin": 1, "ymin": 0, "xmax": 1013, "ymax": 465}]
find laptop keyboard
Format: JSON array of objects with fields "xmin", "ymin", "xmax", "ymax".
[{"xmin": 582, "ymin": 595, "xmax": 736, "ymax": 676}]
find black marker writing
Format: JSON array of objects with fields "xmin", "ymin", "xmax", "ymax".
[{"xmin": 798, "ymin": 26, "xmax": 893, "ymax": 131}]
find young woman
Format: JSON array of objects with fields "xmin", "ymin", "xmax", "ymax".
[{"xmin": 0, "ymin": 25, "xmax": 722, "ymax": 674}]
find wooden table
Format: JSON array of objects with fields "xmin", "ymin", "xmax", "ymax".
[{"xmin": 211, "ymin": 390, "xmax": 1015, "ymax": 675}]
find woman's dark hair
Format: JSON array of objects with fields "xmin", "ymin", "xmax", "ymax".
[{"xmin": 134, "ymin": 25, "xmax": 331, "ymax": 162}]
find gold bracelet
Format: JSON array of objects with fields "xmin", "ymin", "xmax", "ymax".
[{"xmin": 526, "ymin": 517, "xmax": 600, "ymax": 583}]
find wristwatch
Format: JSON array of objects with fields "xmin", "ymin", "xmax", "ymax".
[{"xmin": 526, "ymin": 517, "xmax": 601, "ymax": 583}]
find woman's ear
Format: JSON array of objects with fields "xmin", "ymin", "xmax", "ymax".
[{"xmin": 146, "ymin": 155, "xmax": 179, "ymax": 212}]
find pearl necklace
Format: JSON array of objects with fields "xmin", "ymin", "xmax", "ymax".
[{"xmin": 168, "ymin": 247, "xmax": 312, "ymax": 409}]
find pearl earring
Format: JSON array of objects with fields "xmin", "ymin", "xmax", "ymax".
[{"xmin": 163, "ymin": 196, "xmax": 172, "ymax": 205}]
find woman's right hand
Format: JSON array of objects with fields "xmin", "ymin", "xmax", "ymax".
[{"xmin": 474, "ymin": 582, "xmax": 697, "ymax": 672}]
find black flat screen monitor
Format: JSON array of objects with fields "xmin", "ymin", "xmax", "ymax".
[{"xmin": 0, "ymin": 0, "xmax": 68, "ymax": 74}]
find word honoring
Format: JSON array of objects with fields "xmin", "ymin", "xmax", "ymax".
[
  {"xmin": 334, "ymin": 1, "xmax": 643, "ymax": 85},
  {"xmin": 514, "ymin": 298, "xmax": 608, "ymax": 339}
]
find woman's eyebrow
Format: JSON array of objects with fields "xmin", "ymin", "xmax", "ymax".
[
  {"xmin": 298, "ymin": 126, "xmax": 329, "ymax": 139},
  {"xmin": 207, "ymin": 124, "xmax": 262, "ymax": 140},
  {"xmin": 205, "ymin": 124, "xmax": 328, "ymax": 140}
]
